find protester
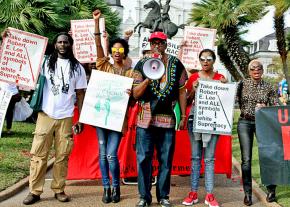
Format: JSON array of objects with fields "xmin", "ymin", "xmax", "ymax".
[
  {"xmin": 0, "ymin": 29, "xmax": 22, "ymax": 135},
  {"xmin": 236, "ymin": 59, "xmax": 279, "ymax": 206},
  {"xmin": 182, "ymin": 49, "xmax": 226, "ymax": 207},
  {"xmin": 132, "ymin": 31, "xmax": 187, "ymax": 207},
  {"xmin": 93, "ymin": 9, "xmax": 133, "ymax": 204},
  {"xmin": 22, "ymin": 32, "xmax": 87, "ymax": 205},
  {"xmin": 0, "ymin": 82, "xmax": 21, "ymax": 135}
]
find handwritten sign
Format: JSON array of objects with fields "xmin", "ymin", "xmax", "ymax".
[
  {"xmin": 79, "ymin": 70, "xmax": 133, "ymax": 132},
  {"xmin": 0, "ymin": 88, "xmax": 12, "ymax": 138},
  {"xmin": 71, "ymin": 18, "xmax": 106, "ymax": 63},
  {"xmin": 181, "ymin": 27, "xmax": 216, "ymax": 70},
  {"xmin": 139, "ymin": 32, "xmax": 151, "ymax": 57},
  {"xmin": 193, "ymin": 80, "xmax": 236, "ymax": 135},
  {"xmin": 0, "ymin": 27, "xmax": 48, "ymax": 89},
  {"xmin": 139, "ymin": 33, "xmax": 180, "ymax": 57}
]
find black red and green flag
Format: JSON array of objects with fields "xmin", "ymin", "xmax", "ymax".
[{"xmin": 256, "ymin": 106, "xmax": 290, "ymax": 185}]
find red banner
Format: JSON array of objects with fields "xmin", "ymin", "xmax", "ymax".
[
  {"xmin": 67, "ymin": 105, "xmax": 232, "ymax": 179},
  {"xmin": 281, "ymin": 126, "xmax": 290, "ymax": 160}
]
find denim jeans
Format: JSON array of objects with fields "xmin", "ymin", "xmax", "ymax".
[
  {"xmin": 188, "ymin": 117, "xmax": 218, "ymax": 193},
  {"xmin": 96, "ymin": 127, "xmax": 122, "ymax": 188},
  {"xmin": 136, "ymin": 126, "xmax": 175, "ymax": 203},
  {"xmin": 237, "ymin": 118, "xmax": 256, "ymax": 195}
]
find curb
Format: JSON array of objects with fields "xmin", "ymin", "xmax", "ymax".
[
  {"xmin": 0, "ymin": 158, "xmax": 55, "ymax": 202},
  {"xmin": 232, "ymin": 157, "xmax": 281, "ymax": 207}
]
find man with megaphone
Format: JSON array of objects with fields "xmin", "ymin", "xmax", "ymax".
[{"xmin": 132, "ymin": 31, "xmax": 188, "ymax": 207}]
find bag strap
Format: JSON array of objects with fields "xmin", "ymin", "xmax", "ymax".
[{"xmin": 41, "ymin": 55, "xmax": 48, "ymax": 75}]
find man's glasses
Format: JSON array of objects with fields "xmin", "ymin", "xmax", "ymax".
[
  {"xmin": 200, "ymin": 56, "xmax": 213, "ymax": 62},
  {"xmin": 111, "ymin": 47, "xmax": 124, "ymax": 53},
  {"xmin": 151, "ymin": 41, "xmax": 166, "ymax": 46},
  {"xmin": 250, "ymin": 65, "xmax": 262, "ymax": 71}
]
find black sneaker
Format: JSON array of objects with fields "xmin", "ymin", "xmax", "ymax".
[
  {"xmin": 136, "ymin": 198, "xmax": 150, "ymax": 207},
  {"xmin": 23, "ymin": 193, "xmax": 40, "ymax": 205},
  {"xmin": 159, "ymin": 198, "xmax": 172, "ymax": 207},
  {"xmin": 266, "ymin": 192, "xmax": 276, "ymax": 203}
]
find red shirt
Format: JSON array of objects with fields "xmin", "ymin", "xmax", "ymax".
[{"xmin": 185, "ymin": 72, "xmax": 225, "ymax": 93}]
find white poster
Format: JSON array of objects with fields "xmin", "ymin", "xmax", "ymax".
[
  {"xmin": 193, "ymin": 80, "xmax": 237, "ymax": 135},
  {"xmin": 79, "ymin": 70, "xmax": 133, "ymax": 132},
  {"xmin": 0, "ymin": 88, "xmax": 12, "ymax": 138},
  {"xmin": 71, "ymin": 18, "xmax": 106, "ymax": 63},
  {"xmin": 181, "ymin": 26, "xmax": 216, "ymax": 70},
  {"xmin": 0, "ymin": 27, "xmax": 48, "ymax": 89}
]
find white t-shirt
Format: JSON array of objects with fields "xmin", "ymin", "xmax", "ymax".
[{"xmin": 42, "ymin": 57, "xmax": 87, "ymax": 119}]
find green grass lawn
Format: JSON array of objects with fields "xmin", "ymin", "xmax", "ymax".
[
  {"xmin": 0, "ymin": 121, "xmax": 35, "ymax": 191},
  {"xmin": 232, "ymin": 111, "xmax": 290, "ymax": 207}
]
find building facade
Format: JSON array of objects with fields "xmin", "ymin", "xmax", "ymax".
[{"xmin": 248, "ymin": 27, "xmax": 290, "ymax": 77}]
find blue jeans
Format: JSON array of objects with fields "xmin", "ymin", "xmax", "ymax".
[
  {"xmin": 96, "ymin": 127, "xmax": 122, "ymax": 188},
  {"xmin": 188, "ymin": 117, "xmax": 218, "ymax": 193},
  {"xmin": 136, "ymin": 126, "xmax": 175, "ymax": 203},
  {"xmin": 237, "ymin": 118, "xmax": 255, "ymax": 195}
]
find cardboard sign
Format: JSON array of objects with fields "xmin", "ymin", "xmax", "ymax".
[
  {"xmin": 79, "ymin": 70, "xmax": 133, "ymax": 132},
  {"xmin": 180, "ymin": 26, "xmax": 216, "ymax": 70},
  {"xmin": 71, "ymin": 18, "xmax": 106, "ymax": 63},
  {"xmin": 0, "ymin": 27, "xmax": 48, "ymax": 89},
  {"xmin": 193, "ymin": 80, "xmax": 236, "ymax": 135},
  {"xmin": 0, "ymin": 88, "xmax": 12, "ymax": 138}
]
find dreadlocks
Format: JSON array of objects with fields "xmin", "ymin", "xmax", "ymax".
[{"xmin": 48, "ymin": 32, "xmax": 81, "ymax": 77}]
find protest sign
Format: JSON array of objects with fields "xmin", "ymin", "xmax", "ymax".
[
  {"xmin": 0, "ymin": 88, "xmax": 12, "ymax": 138},
  {"xmin": 193, "ymin": 80, "xmax": 236, "ymax": 135},
  {"xmin": 0, "ymin": 27, "xmax": 48, "ymax": 89},
  {"xmin": 165, "ymin": 39, "xmax": 180, "ymax": 57},
  {"xmin": 139, "ymin": 32, "xmax": 151, "ymax": 57},
  {"xmin": 256, "ymin": 106, "xmax": 290, "ymax": 185},
  {"xmin": 139, "ymin": 33, "xmax": 180, "ymax": 57},
  {"xmin": 71, "ymin": 18, "xmax": 106, "ymax": 63},
  {"xmin": 79, "ymin": 70, "xmax": 133, "ymax": 132},
  {"xmin": 180, "ymin": 26, "xmax": 216, "ymax": 69}
]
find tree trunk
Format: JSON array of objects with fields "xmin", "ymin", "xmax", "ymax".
[
  {"xmin": 274, "ymin": 13, "xmax": 290, "ymax": 92},
  {"xmin": 217, "ymin": 43, "xmax": 243, "ymax": 81},
  {"xmin": 223, "ymin": 26, "xmax": 250, "ymax": 79}
]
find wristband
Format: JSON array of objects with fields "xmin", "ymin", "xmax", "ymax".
[{"xmin": 94, "ymin": 32, "xmax": 102, "ymax": 36}]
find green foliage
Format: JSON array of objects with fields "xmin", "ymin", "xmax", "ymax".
[
  {"xmin": 189, "ymin": 0, "xmax": 267, "ymax": 31},
  {"xmin": 189, "ymin": 0, "xmax": 267, "ymax": 80},
  {"xmin": 0, "ymin": 0, "xmax": 121, "ymax": 42}
]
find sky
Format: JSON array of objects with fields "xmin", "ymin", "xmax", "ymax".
[{"xmin": 120, "ymin": 0, "xmax": 290, "ymax": 42}]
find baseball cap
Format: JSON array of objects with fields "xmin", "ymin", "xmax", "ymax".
[{"xmin": 148, "ymin": 31, "xmax": 167, "ymax": 42}]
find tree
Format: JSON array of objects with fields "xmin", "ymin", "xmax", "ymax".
[
  {"xmin": 0, "ymin": 0, "xmax": 59, "ymax": 36},
  {"xmin": 0, "ymin": 0, "xmax": 121, "ymax": 42},
  {"xmin": 189, "ymin": 0, "xmax": 267, "ymax": 80},
  {"xmin": 55, "ymin": 0, "xmax": 121, "ymax": 39},
  {"xmin": 270, "ymin": 0, "xmax": 290, "ymax": 91}
]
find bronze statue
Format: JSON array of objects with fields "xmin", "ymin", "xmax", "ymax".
[{"xmin": 134, "ymin": 0, "xmax": 185, "ymax": 39}]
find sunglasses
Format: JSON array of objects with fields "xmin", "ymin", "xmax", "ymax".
[
  {"xmin": 250, "ymin": 65, "xmax": 262, "ymax": 71},
  {"xmin": 111, "ymin": 47, "xmax": 124, "ymax": 53},
  {"xmin": 200, "ymin": 56, "xmax": 214, "ymax": 62},
  {"xmin": 151, "ymin": 41, "xmax": 166, "ymax": 46}
]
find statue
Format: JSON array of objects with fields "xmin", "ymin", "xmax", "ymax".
[
  {"xmin": 134, "ymin": 0, "xmax": 186, "ymax": 39},
  {"xmin": 151, "ymin": 0, "xmax": 171, "ymax": 33}
]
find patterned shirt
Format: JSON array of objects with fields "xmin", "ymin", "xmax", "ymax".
[
  {"xmin": 236, "ymin": 78, "xmax": 279, "ymax": 121},
  {"xmin": 133, "ymin": 55, "xmax": 187, "ymax": 128}
]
